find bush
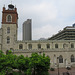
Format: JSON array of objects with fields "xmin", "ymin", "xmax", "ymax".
[
  {"xmin": 0, "ymin": 70, "xmax": 6, "ymax": 75},
  {"xmin": 12, "ymin": 72, "xmax": 22, "ymax": 75},
  {"xmin": 50, "ymin": 68, "xmax": 55, "ymax": 71}
]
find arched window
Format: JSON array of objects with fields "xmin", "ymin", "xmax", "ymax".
[
  {"xmin": 46, "ymin": 44, "xmax": 50, "ymax": 49},
  {"xmin": 63, "ymin": 43, "xmax": 68, "ymax": 49},
  {"xmin": 28, "ymin": 44, "xmax": 32, "ymax": 49},
  {"xmin": 55, "ymin": 44, "xmax": 58, "ymax": 48},
  {"xmin": 71, "ymin": 55, "xmax": 75, "ymax": 62},
  {"xmin": 59, "ymin": 55, "xmax": 63, "ymax": 63},
  {"xmin": 7, "ymin": 15, "xmax": 12, "ymax": 22},
  {"xmin": 19, "ymin": 44, "xmax": 23, "ymax": 49},
  {"xmin": 38, "ymin": 44, "xmax": 41, "ymax": 49},
  {"xmin": 7, "ymin": 27, "xmax": 10, "ymax": 33},
  {"xmin": 71, "ymin": 43, "xmax": 74, "ymax": 48},
  {"xmin": 10, "ymin": 48, "xmax": 13, "ymax": 50},
  {"xmin": 7, "ymin": 36, "xmax": 10, "ymax": 44}
]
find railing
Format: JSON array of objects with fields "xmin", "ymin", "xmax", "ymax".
[
  {"xmin": 13, "ymin": 48, "xmax": 75, "ymax": 53},
  {"xmin": 50, "ymin": 72, "xmax": 75, "ymax": 75}
]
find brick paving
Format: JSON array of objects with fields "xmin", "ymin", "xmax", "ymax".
[{"xmin": 49, "ymin": 67, "xmax": 75, "ymax": 75}]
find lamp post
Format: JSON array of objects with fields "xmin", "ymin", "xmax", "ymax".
[
  {"xmin": 65, "ymin": 59, "xmax": 66, "ymax": 67},
  {"xmin": 57, "ymin": 57, "xmax": 59, "ymax": 75}
]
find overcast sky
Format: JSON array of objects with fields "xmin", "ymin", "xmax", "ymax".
[{"xmin": 0, "ymin": 0, "xmax": 75, "ymax": 40}]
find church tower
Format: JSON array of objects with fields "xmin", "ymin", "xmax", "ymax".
[{"xmin": 2, "ymin": 4, "xmax": 18, "ymax": 53}]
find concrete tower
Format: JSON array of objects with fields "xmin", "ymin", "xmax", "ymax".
[
  {"xmin": 23, "ymin": 19, "xmax": 32, "ymax": 41},
  {"xmin": 2, "ymin": 4, "xmax": 18, "ymax": 53}
]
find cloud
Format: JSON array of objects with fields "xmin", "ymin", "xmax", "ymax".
[
  {"xmin": 55, "ymin": 0, "xmax": 75, "ymax": 18},
  {"xmin": 17, "ymin": 1, "xmax": 58, "ymax": 40},
  {"xmin": 33, "ymin": 24, "xmax": 58, "ymax": 40},
  {"xmin": 20, "ymin": 1, "xmax": 58, "ymax": 22},
  {"xmin": 0, "ymin": 0, "xmax": 75, "ymax": 40}
]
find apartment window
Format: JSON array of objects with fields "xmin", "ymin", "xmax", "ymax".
[
  {"xmin": 7, "ymin": 27, "xmax": 10, "ymax": 33},
  {"xmin": 71, "ymin": 43, "xmax": 74, "ymax": 48},
  {"xmin": 38, "ymin": 44, "xmax": 41, "ymax": 49},
  {"xmin": 71, "ymin": 55, "xmax": 75, "ymax": 62},
  {"xmin": 59, "ymin": 55, "xmax": 63, "ymax": 63},
  {"xmin": 46, "ymin": 44, "xmax": 50, "ymax": 49},
  {"xmin": 55, "ymin": 44, "xmax": 58, "ymax": 48},
  {"xmin": 7, "ymin": 15, "xmax": 12, "ymax": 22},
  {"xmin": 28, "ymin": 44, "xmax": 32, "ymax": 49},
  {"xmin": 7, "ymin": 36, "xmax": 10, "ymax": 44},
  {"xmin": 19, "ymin": 44, "xmax": 23, "ymax": 49}
]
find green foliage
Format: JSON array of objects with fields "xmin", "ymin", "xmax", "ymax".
[
  {"xmin": 0, "ymin": 50, "xmax": 4, "ymax": 57},
  {"xmin": 16, "ymin": 55, "xmax": 31, "ymax": 75},
  {"xmin": 30, "ymin": 53, "xmax": 50, "ymax": 75},
  {"xmin": 6, "ymin": 50, "xmax": 12, "ymax": 55},
  {"xmin": 12, "ymin": 72, "xmax": 22, "ymax": 75},
  {"xmin": 0, "ymin": 70, "xmax": 6, "ymax": 75},
  {"xmin": 0, "ymin": 54, "xmax": 6, "ymax": 72},
  {"xmin": 0, "ymin": 50, "xmax": 50, "ymax": 75}
]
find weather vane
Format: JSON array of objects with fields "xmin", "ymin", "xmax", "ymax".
[
  {"xmin": 4, "ymin": 4, "xmax": 5, "ymax": 7},
  {"xmin": 11, "ymin": 0, "xmax": 12, "ymax": 4}
]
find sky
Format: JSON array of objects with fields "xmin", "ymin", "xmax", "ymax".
[{"xmin": 0, "ymin": 0, "xmax": 75, "ymax": 40}]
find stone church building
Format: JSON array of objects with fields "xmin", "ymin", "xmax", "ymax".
[{"xmin": 0, "ymin": 4, "xmax": 75, "ymax": 68}]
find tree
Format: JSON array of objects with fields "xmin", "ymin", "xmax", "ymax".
[
  {"xmin": 0, "ymin": 50, "xmax": 17, "ymax": 74},
  {"xmin": 16, "ymin": 55, "xmax": 31, "ymax": 75},
  {"xmin": 0, "ymin": 50, "xmax": 50, "ymax": 75},
  {"xmin": 0, "ymin": 50, "xmax": 4, "ymax": 57},
  {"xmin": 30, "ymin": 53, "xmax": 50, "ymax": 75}
]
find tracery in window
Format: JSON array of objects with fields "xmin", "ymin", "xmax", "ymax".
[
  {"xmin": 38, "ymin": 44, "xmax": 41, "ymax": 49},
  {"xmin": 46, "ymin": 44, "xmax": 50, "ymax": 49},
  {"xmin": 19, "ymin": 44, "xmax": 23, "ymax": 49},
  {"xmin": 55, "ymin": 44, "xmax": 58, "ymax": 48},
  {"xmin": 71, "ymin": 55, "xmax": 75, "ymax": 62},
  {"xmin": 7, "ymin": 36, "xmax": 10, "ymax": 44},
  {"xmin": 71, "ymin": 43, "xmax": 74, "ymax": 48},
  {"xmin": 59, "ymin": 55, "xmax": 63, "ymax": 63},
  {"xmin": 7, "ymin": 27, "xmax": 10, "ymax": 33},
  {"xmin": 7, "ymin": 15, "xmax": 12, "ymax": 22},
  {"xmin": 28, "ymin": 44, "xmax": 32, "ymax": 49}
]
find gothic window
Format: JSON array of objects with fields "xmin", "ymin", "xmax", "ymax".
[
  {"xmin": 7, "ymin": 27, "xmax": 10, "ymax": 33},
  {"xmin": 19, "ymin": 44, "xmax": 23, "ymax": 49},
  {"xmin": 7, "ymin": 36, "xmax": 10, "ymax": 44},
  {"xmin": 28, "ymin": 44, "xmax": 32, "ymax": 49},
  {"xmin": 7, "ymin": 15, "xmax": 12, "ymax": 22},
  {"xmin": 55, "ymin": 44, "xmax": 58, "ymax": 48},
  {"xmin": 46, "ymin": 44, "xmax": 50, "ymax": 49},
  {"xmin": 71, "ymin": 55, "xmax": 75, "ymax": 62},
  {"xmin": 59, "ymin": 55, "xmax": 63, "ymax": 63},
  {"xmin": 63, "ymin": 43, "xmax": 68, "ymax": 49},
  {"xmin": 71, "ymin": 43, "xmax": 74, "ymax": 48},
  {"xmin": 38, "ymin": 44, "xmax": 41, "ymax": 49}
]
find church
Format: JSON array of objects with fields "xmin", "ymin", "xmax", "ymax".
[{"xmin": 0, "ymin": 4, "xmax": 75, "ymax": 68}]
